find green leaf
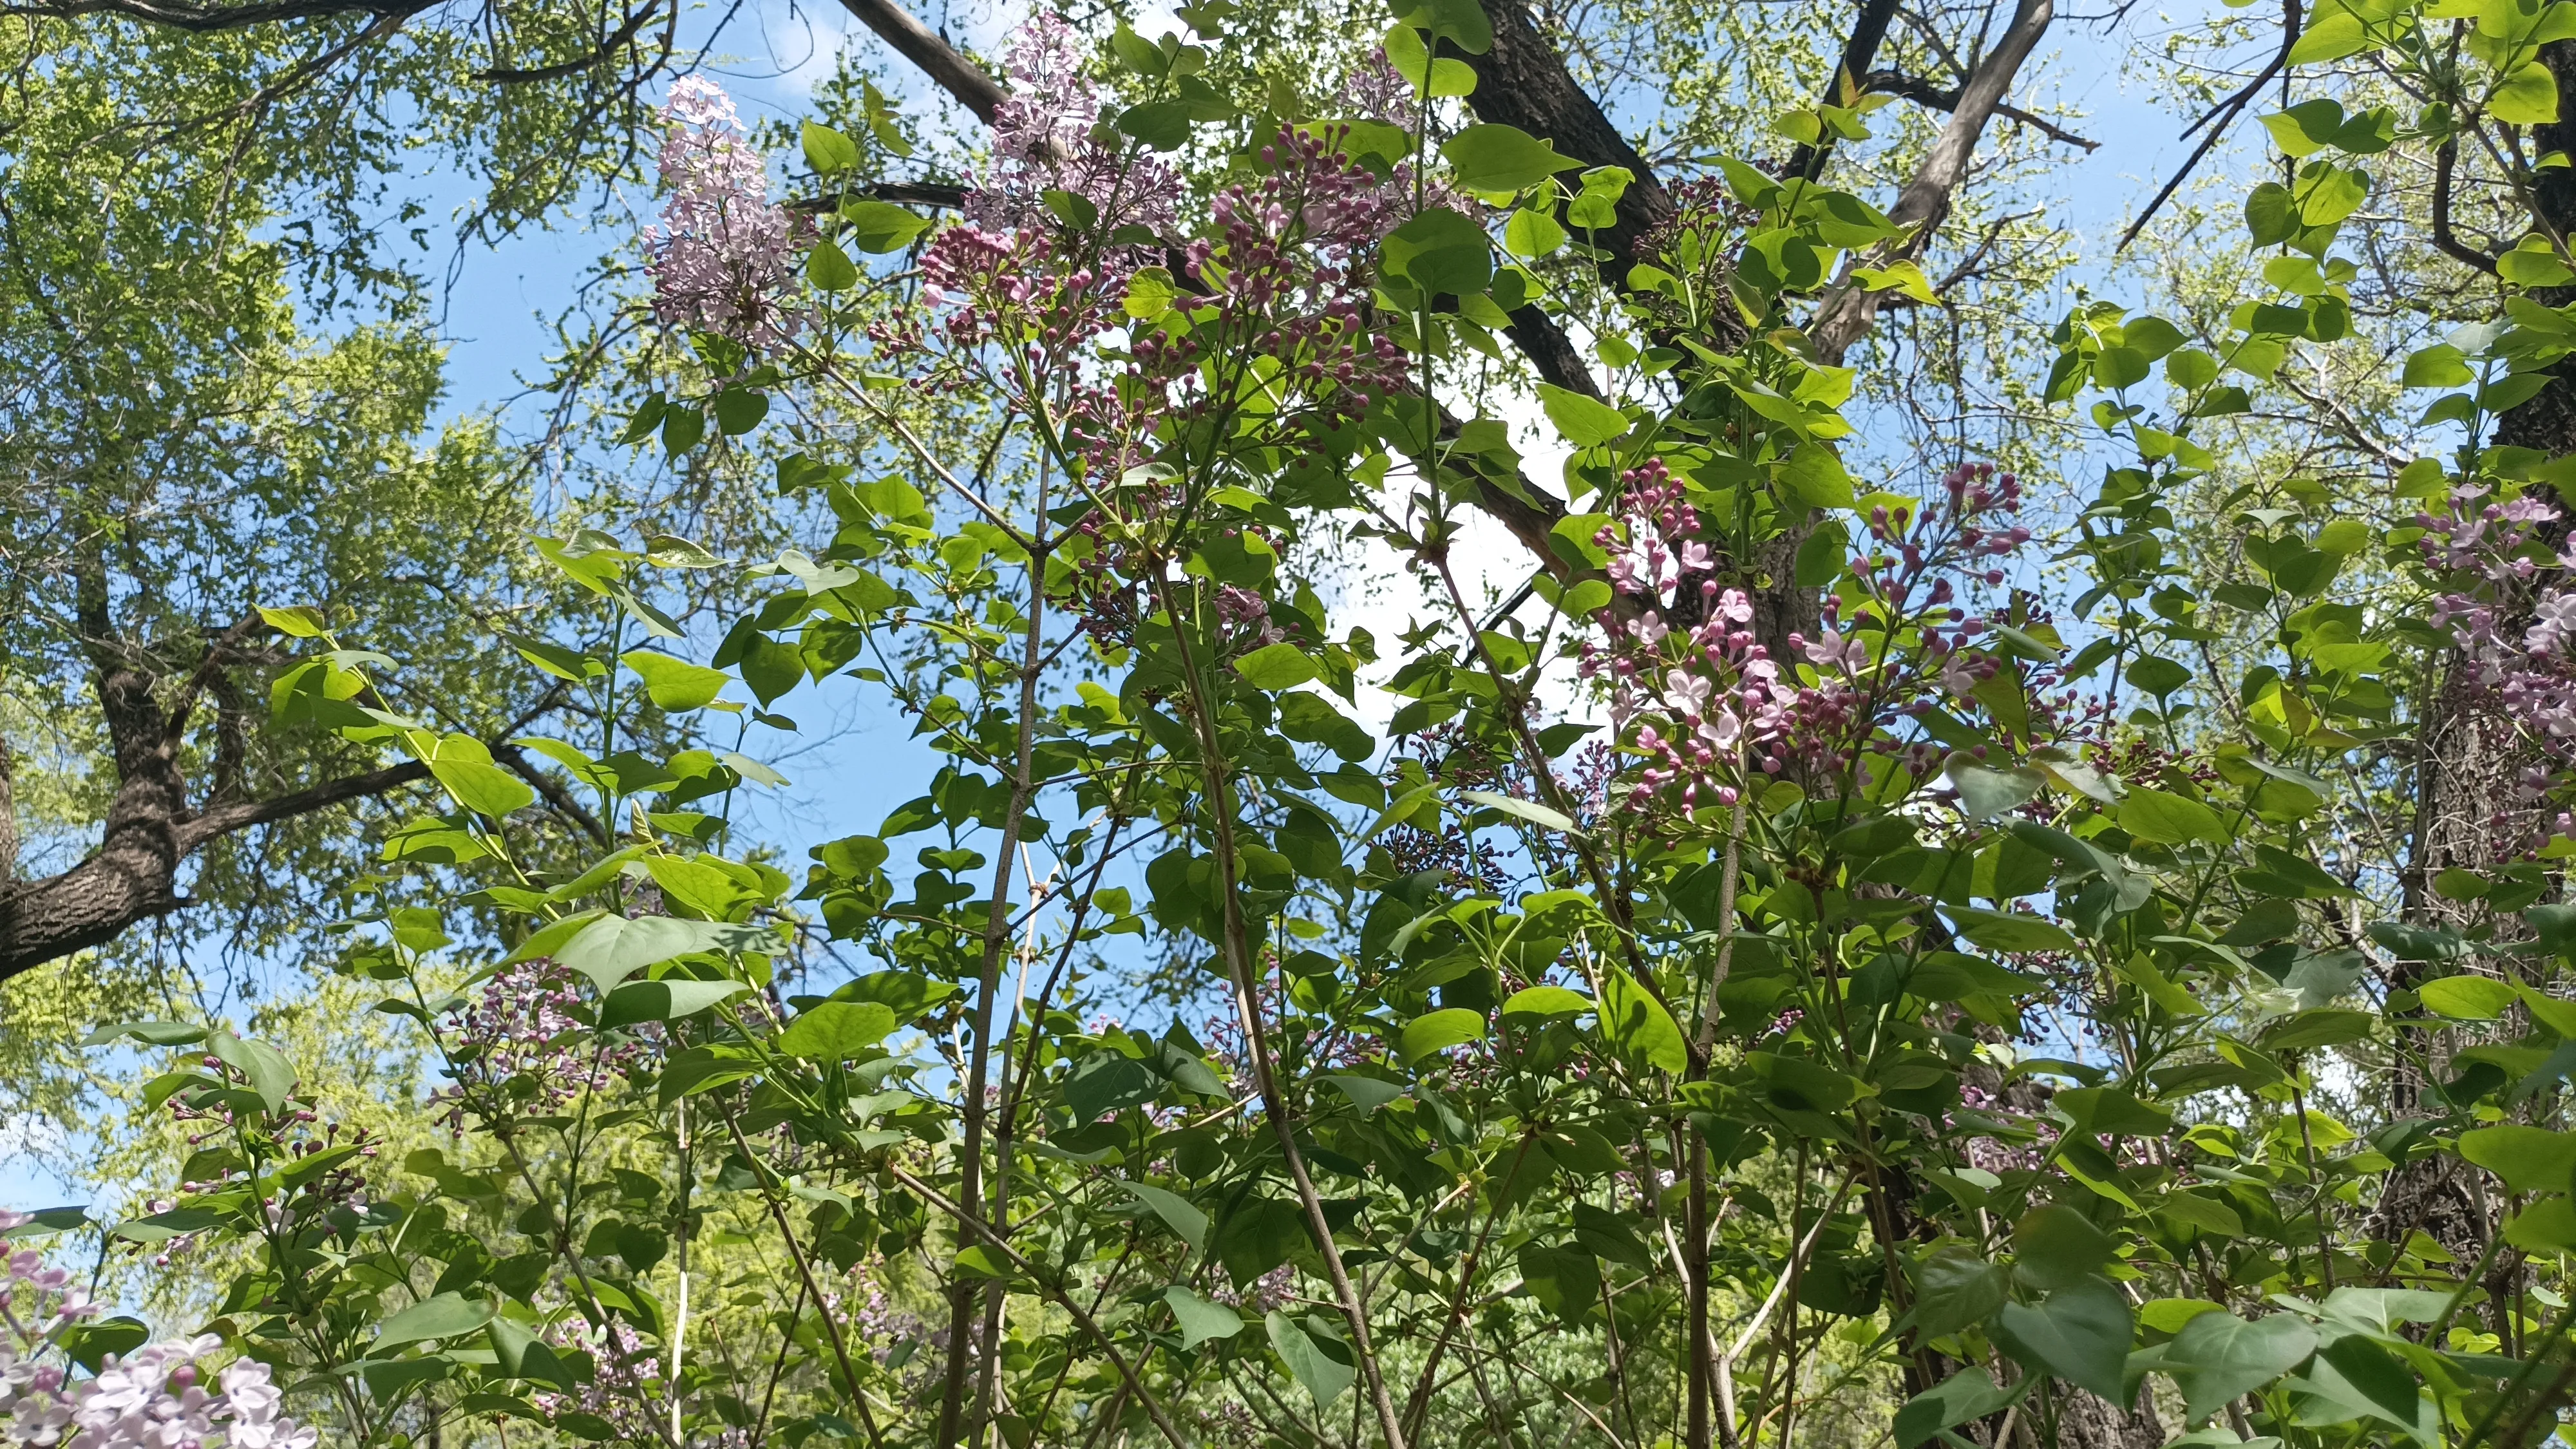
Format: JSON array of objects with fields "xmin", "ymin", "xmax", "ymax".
[
  {"xmin": 1358, "ymin": 782, "xmax": 1441, "ymax": 844},
  {"xmin": 81, "ymin": 1021, "xmax": 205, "ymax": 1048},
  {"xmin": 1518, "ymin": 1241, "xmax": 1600, "ymax": 1325},
  {"xmin": 2012, "ymin": 1203, "xmax": 2113, "ymax": 1289},
  {"xmin": 1440, "ymin": 123, "xmax": 1582, "ymax": 192},
  {"xmin": 2500, "ymin": 234, "xmax": 2576, "ymax": 287},
  {"xmin": 1067, "ymin": 1054, "xmax": 1159, "ymax": 1123},
  {"xmin": 1912, "ymin": 1249, "xmax": 2009, "ymax": 1338},
  {"xmin": 2419, "ymin": 974, "xmax": 2520, "ymax": 1020},
  {"xmin": 800, "ymin": 120, "xmax": 860, "ymax": 174},
  {"xmin": 2284, "ymin": 10, "xmax": 2367, "ymax": 64},
  {"xmin": 376, "ymin": 1293, "xmax": 497, "ymax": 1349},
  {"xmin": 1459, "ymin": 788, "xmax": 1577, "ymax": 833},
  {"xmin": 776, "ymin": 1001, "xmax": 896, "ymax": 1059},
  {"xmin": 838, "ymin": 199, "xmax": 933, "ymax": 253},
  {"xmin": 1537, "ymin": 383, "xmax": 1629, "ymax": 447},
  {"xmin": 1501, "ymin": 985, "xmax": 1593, "ymax": 1019},
  {"xmin": 1234, "ymin": 642, "xmax": 1318, "ymax": 691},
  {"xmin": 1381, "ymin": 207, "xmax": 1493, "ymax": 296},
  {"xmin": 256, "ymin": 603, "xmax": 328, "ymax": 638},
  {"xmin": 113, "ymin": 1208, "xmax": 228, "ymax": 1243},
  {"xmin": 1600, "ymin": 970, "xmax": 1686, "ymax": 1072},
  {"xmin": 424, "ymin": 735, "xmax": 535, "ymax": 819},
  {"xmin": 1398, "ymin": 1007, "xmax": 1489, "ymax": 1062},
  {"xmin": 208, "ymin": 1031, "xmax": 298, "ymax": 1114},
  {"xmin": 1165, "ymin": 1287, "xmax": 1244, "ymax": 1349},
  {"xmin": 599, "ymin": 978, "xmax": 749, "ymax": 1027},
  {"xmin": 2403, "ymin": 344, "xmax": 2476, "ymax": 388},
  {"xmin": 1945, "ymin": 906, "xmax": 2076, "ymax": 954},
  {"xmin": 1123, "ymin": 265, "xmax": 1179, "ymax": 319},
  {"xmin": 1115, "ymin": 99, "xmax": 1195, "ymax": 150},
  {"xmin": 1323, "ymin": 1074, "xmax": 1406, "ymax": 1113},
  {"xmin": 2293, "ymin": 1333, "xmax": 2429, "ymax": 1435},
  {"xmin": 1779, "ymin": 442, "xmax": 1855, "ymax": 508},
  {"xmin": 712, "ymin": 388, "xmax": 768, "ymax": 436},
  {"xmin": 1120, "ymin": 1181, "xmax": 1209, "ymax": 1253},
  {"xmin": 1389, "ymin": 0, "xmax": 1490, "ymax": 50},
  {"xmin": 2459, "ymin": 1124, "xmax": 2576, "ymax": 1193},
  {"xmin": 556, "ymin": 915, "xmax": 770, "ymax": 992},
  {"xmin": 806, "ymin": 239, "xmax": 858, "ymax": 292},
  {"xmin": 1502, "ymin": 207, "xmax": 1567, "ymax": 258},
  {"xmin": 2163, "ymin": 1309, "xmax": 2316, "ymax": 1426},
  {"xmin": 623, "ymin": 650, "xmax": 729, "ymax": 711},
  {"xmin": 1994, "ymin": 1278, "xmax": 2132, "ymax": 1402},
  {"xmin": 1894, "ymin": 1367, "xmax": 2027, "ymax": 1448},
  {"xmin": 2119, "ymin": 786, "xmax": 2229, "ymax": 845},
  {"xmin": 1949, "ymin": 762, "xmax": 2044, "ymax": 821},
  {"xmin": 2496, "ymin": 61, "xmax": 2562, "ymax": 125},
  {"xmin": 1267, "ymin": 1311, "xmax": 1354, "ymax": 1410},
  {"xmin": 57, "ymin": 1317, "xmax": 149, "ymax": 1373}
]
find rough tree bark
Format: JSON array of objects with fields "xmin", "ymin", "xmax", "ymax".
[
  {"xmin": 2375, "ymin": 33, "xmax": 2576, "ymax": 1336},
  {"xmin": 0, "ymin": 567, "xmax": 596, "ymax": 976}
]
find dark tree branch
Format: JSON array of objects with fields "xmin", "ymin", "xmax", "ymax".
[
  {"xmin": 1461, "ymin": 0, "xmax": 1675, "ymax": 281},
  {"xmin": 472, "ymin": 0, "xmax": 659, "ymax": 82},
  {"xmin": 0, "ymin": 0, "xmax": 417, "ymax": 30},
  {"xmin": 180, "ymin": 760, "xmax": 432, "ymax": 847},
  {"xmin": 787, "ymin": 179, "xmax": 970, "ymax": 213},
  {"xmin": 1862, "ymin": 69, "xmax": 2098, "ymax": 151},
  {"xmin": 831, "ymin": 0, "xmax": 1005, "ymax": 122},
  {"xmin": 1502, "ymin": 304, "xmax": 1600, "ymax": 397},
  {"xmin": 2117, "ymin": 0, "xmax": 2301, "ymax": 252},
  {"xmin": 1785, "ymin": 0, "xmax": 1904, "ymax": 181},
  {"xmin": 2434, "ymin": 137, "xmax": 2503, "ymax": 274},
  {"xmin": 165, "ymin": 612, "xmax": 272, "ymax": 744}
]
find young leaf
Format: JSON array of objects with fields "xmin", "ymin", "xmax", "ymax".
[
  {"xmin": 776, "ymin": 1001, "xmax": 896, "ymax": 1059},
  {"xmin": 1265, "ymin": 1312, "xmax": 1355, "ymax": 1410},
  {"xmin": 1119, "ymin": 1181, "xmax": 1209, "ymax": 1253},
  {"xmin": 1165, "ymin": 1287, "xmax": 1244, "ymax": 1349},
  {"xmin": 2161, "ymin": 1309, "xmax": 2316, "ymax": 1426}
]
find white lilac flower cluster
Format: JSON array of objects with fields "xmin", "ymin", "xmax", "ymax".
[{"xmin": 0, "ymin": 1218, "xmax": 314, "ymax": 1449}]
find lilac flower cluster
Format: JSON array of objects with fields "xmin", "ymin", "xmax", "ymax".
[
  {"xmin": 966, "ymin": 12, "xmax": 1179, "ymax": 238},
  {"xmin": 439, "ymin": 960, "xmax": 656, "ymax": 1130},
  {"xmin": 645, "ymin": 76, "xmax": 806, "ymax": 350},
  {"xmin": 1581, "ymin": 460, "xmax": 2049, "ymax": 821},
  {"xmin": 2415, "ymin": 484, "xmax": 2576, "ymax": 850},
  {"xmin": 2425, "ymin": 486, "xmax": 2576, "ymax": 750},
  {"xmin": 0, "ymin": 1228, "xmax": 313, "ymax": 1449}
]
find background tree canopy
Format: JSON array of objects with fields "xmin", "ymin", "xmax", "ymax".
[{"xmin": 7, "ymin": 0, "xmax": 2576, "ymax": 1446}]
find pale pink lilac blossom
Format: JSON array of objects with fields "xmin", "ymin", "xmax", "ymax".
[
  {"xmin": 966, "ymin": 13, "xmax": 1179, "ymax": 237},
  {"xmin": 645, "ymin": 76, "xmax": 806, "ymax": 349},
  {"xmin": 1580, "ymin": 460, "xmax": 2047, "ymax": 820},
  {"xmin": 0, "ymin": 1227, "xmax": 313, "ymax": 1449}
]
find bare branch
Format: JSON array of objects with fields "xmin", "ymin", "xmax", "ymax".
[
  {"xmin": 472, "ymin": 0, "xmax": 659, "ymax": 83},
  {"xmin": 1809, "ymin": 0, "xmax": 2058, "ymax": 361},
  {"xmin": 0, "ymin": 0, "xmax": 417, "ymax": 32},
  {"xmin": 2435, "ymin": 137, "xmax": 2503, "ymax": 275},
  {"xmin": 1862, "ymin": 68, "xmax": 2097, "ymax": 151},
  {"xmin": 2117, "ymin": 0, "xmax": 2302, "ymax": 252},
  {"xmin": 829, "ymin": 0, "xmax": 1004, "ymax": 122},
  {"xmin": 179, "ymin": 759, "xmax": 431, "ymax": 847}
]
